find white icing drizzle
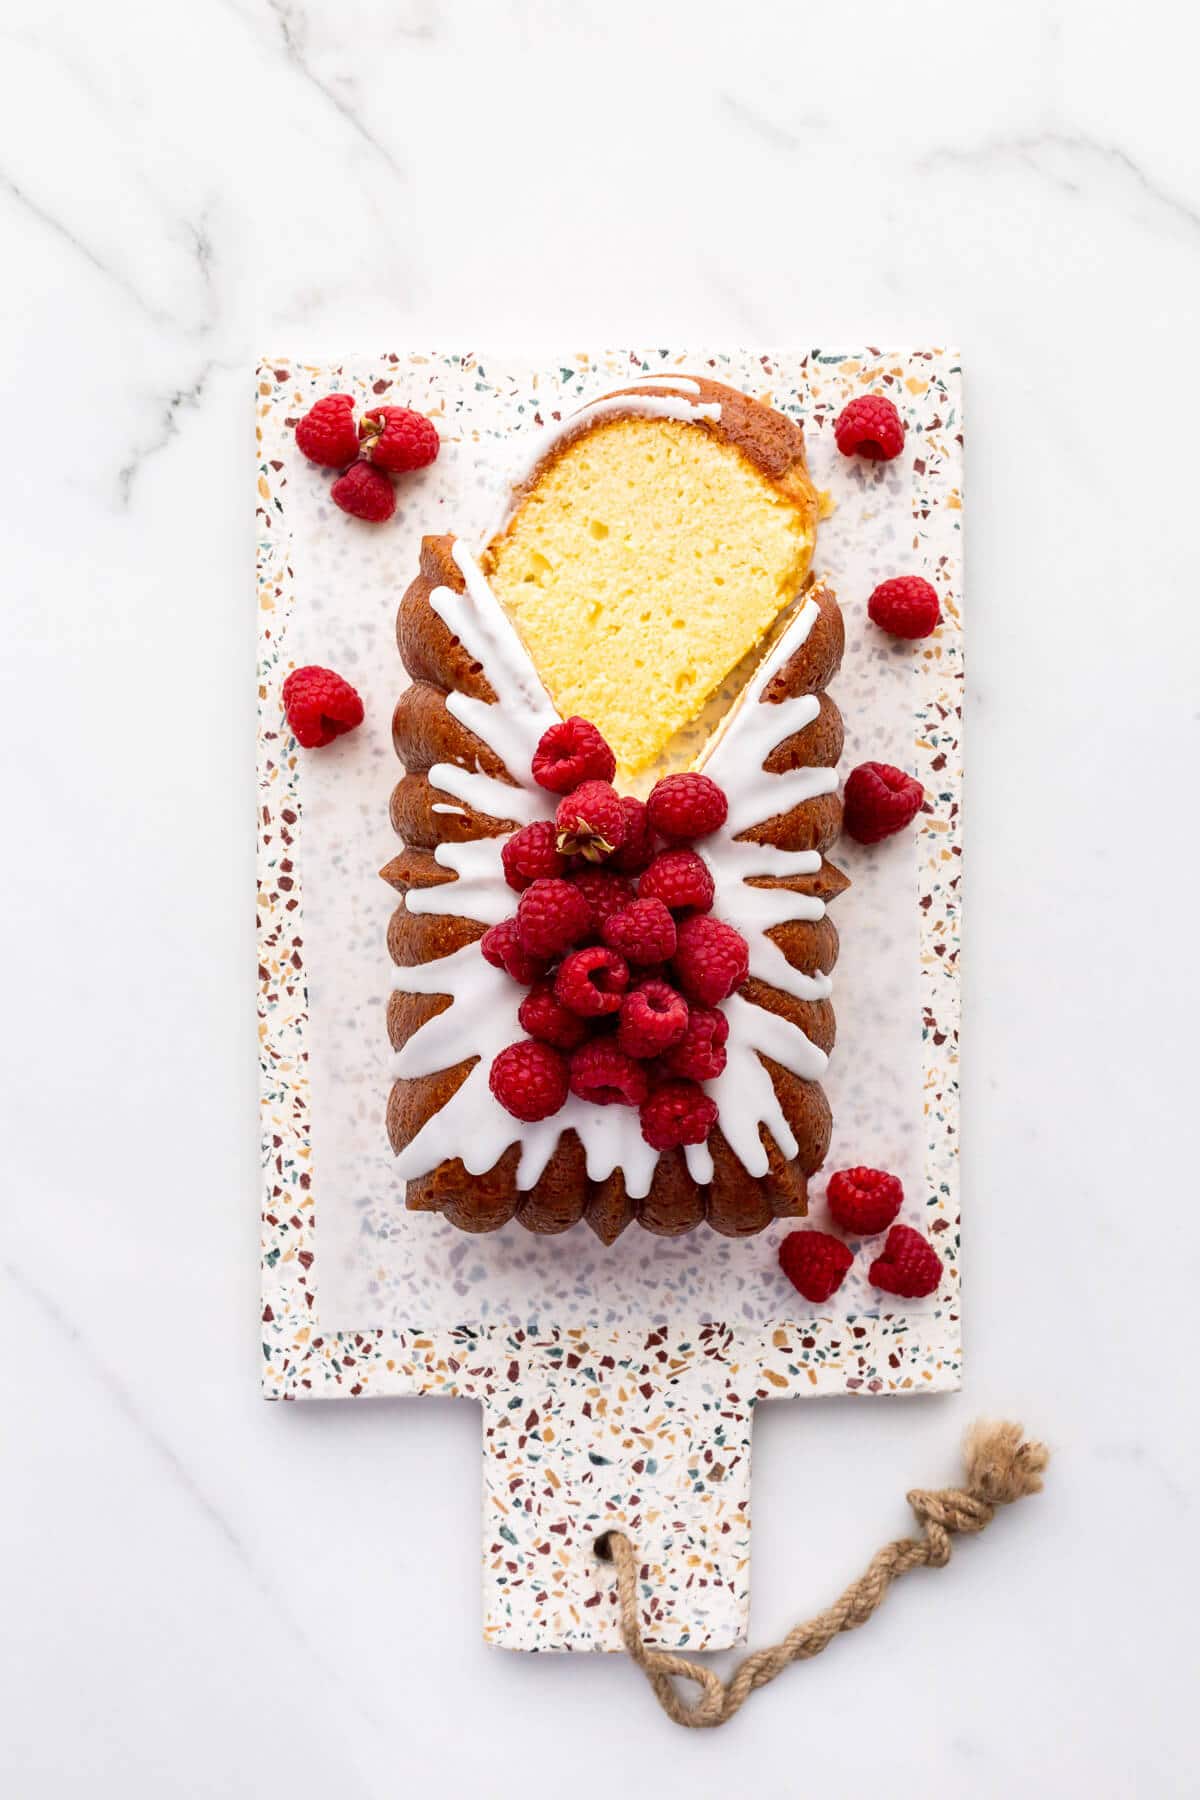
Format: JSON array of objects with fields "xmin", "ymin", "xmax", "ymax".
[
  {"xmin": 622, "ymin": 375, "xmax": 703, "ymax": 394},
  {"xmin": 684, "ymin": 1140, "xmax": 715, "ymax": 1185},
  {"xmin": 391, "ymin": 950, "xmax": 661, "ymax": 1200},
  {"xmin": 391, "ymin": 474, "xmax": 843, "ymax": 1198},
  {"xmin": 425, "ymin": 542, "xmax": 560, "ymax": 832},
  {"xmin": 701, "ymin": 839, "xmax": 833, "ymax": 1004},
  {"xmin": 404, "ymin": 838, "xmax": 517, "ymax": 929},
  {"xmin": 426, "ymin": 760, "xmax": 544, "ymax": 827},
  {"xmin": 682, "ymin": 595, "xmax": 838, "ymax": 1169},
  {"xmin": 702, "ymin": 596, "xmax": 839, "ymax": 834},
  {"xmin": 391, "ymin": 554, "xmax": 659, "ymax": 1200},
  {"xmin": 528, "ymin": 392, "xmax": 721, "ymax": 467},
  {"xmin": 702, "ymin": 995, "xmax": 800, "ymax": 1178},
  {"xmin": 430, "ymin": 802, "xmax": 465, "ymax": 815},
  {"xmin": 514, "ymin": 1098, "xmax": 660, "ymax": 1200}
]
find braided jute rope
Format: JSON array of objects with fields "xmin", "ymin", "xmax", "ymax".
[{"xmin": 595, "ymin": 1419, "xmax": 1049, "ymax": 1729}]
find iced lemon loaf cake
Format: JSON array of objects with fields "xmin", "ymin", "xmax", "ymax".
[{"xmin": 384, "ymin": 377, "xmax": 846, "ymax": 1240}]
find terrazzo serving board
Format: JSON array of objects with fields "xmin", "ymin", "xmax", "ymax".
[{"xmin": 256, "ymin": 347, "xmax": 964, "ymax": 1652}]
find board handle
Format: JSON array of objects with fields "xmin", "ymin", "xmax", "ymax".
[{"xmin": 478, "ymin": 1339, "xmax": 754, "ymax": 1652}]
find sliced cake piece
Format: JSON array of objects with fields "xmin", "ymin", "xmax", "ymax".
[{"xmin": 480, "ymin": 376, "xmax": 819, "ymax": 775}]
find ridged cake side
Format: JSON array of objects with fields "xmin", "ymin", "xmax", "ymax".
[{"xmin": 385, "ymin": 523, "xmax": 848, "ymax": 1242}]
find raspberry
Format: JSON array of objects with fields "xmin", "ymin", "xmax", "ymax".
[
  {"xmin": 555, "ymin": 780, "xmax": 626, "ymax": 862},
  {"xmin": 602, "ymin": 897, "xmax": 677, "ymax": 965},
  {"xmin": 515, "ymin": 877, "xmax": 593, "ymax": 958},
  {"xmin": 632, "ymin": 962, "xmax": 669, "ymax": 984},
  {"xmin": 834, "ymin": 394, "xmax": 906, "ymax": 462},
  {"xmin": 282, "ymin": 664, "xmax": 364, "ymax": 748},
  {"xmin": 617, "ymin": 979, "xmax": 689, "ymax": 1059},
  {"xmin": 843, "ymin": 762, "xmax": 924, "ymax": 845},
  {"xmin": 501, "ymin": 820, "xmax": 566, "ymax": 891},
  {"xmin": 661, "ymin": 1004, "xmax": 728, "ymax": 1081},
  {"xmin": 646, "ymin": 772, "xmax": 728, "ymax": 841},
  {"xmin": 294, "ymin": 393, "xmax": 359, "ymax": 468},
  {"xmin": 489, "ymin": 1039, "xmax": 568, "ymax": 1122},
  {"xmin": 569, "ymin": 1040, "xmax": 649, "ymax": 1108},
  {"xmin": 330, "ymin": 460, "xmax": 395, "ymax": 522},
  {"xmin": 639, "ymin": 1079, "xmax": 717, "ymax": 1150},
  {"xmin": 360, "ymin": 405, "xmax": 439, "ymax": 473},
  {"xmin": 672, "ymin": 915, "xmax": 749, "ymax": 1006},
  {"xmin": 826, "ymin": 1166, "xmax": 904, "ymax": 1236},
  {"xmin": 517, "ymin": 979, "xmax": 590, "ymax": 1052},
  {"xmin": 868, "ymin": 1224, "xmax": 943, "ymax": 1299},
  {"xmin": 568, "ymin": 867, "xmax": 636, "ymax": 927},
  {"xmin": 531, "ymin": 717, "xmax": 616, "ymax": 792},
  {"xmin": 611, "ymin": 796, "xmax": 657, "ymax": 874},
  {"xmin": 555, "ymin": 945, "xmax": 629, "ymax": 1017},
  {"xmin": 480, "ymin": 918, "xmax": 547, "ymax": 985},
  {"xmin": 638, "ymin": 847, "xmax": 715, "ymax": 915},
  {"xmin": 868, "ymin": 575, "xmax": 941, "ymax": 640},
  {"xmin": 778, "ymin": 1231, "xmax": 854, "ymax": 1303}
]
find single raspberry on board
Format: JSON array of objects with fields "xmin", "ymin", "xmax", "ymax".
[
  {"xmin": 661, "ymin": 1004, "xmax": 729, "ymax": 1081},
  {"xmin": 568, "ymin": 867, "xmax": 636, "ymax": 928},
  {"xmin": 868, "ymin": 1224, "xmax": 943, "ymax": 1299},
  {"xmin": 867, "ymin": 575, "xmax": 941, "ymax": 640},
  {"xmin": 282, "ymin": 665, "xmax": 364, "ymax": 748},
  {"xmin": 646, "ymin": 772, "xmax": 728, "ymax": 841},
  {"xmin": 294, "ymin": 393, "xmax": 359, "ymax": 467},
  {"xmin": 516, "ymin": 877, "xmax": 593, "ymax": 958},
  {"xmin": 569, "ymin": 1040, "xmax": 649, "ymax": 1108},
  {"xmin": 672, "ymin": 915, "xmax": 749, "ymax": 1006},
  {"xmin": 826, "ymin": 1166, "xmax": 904, "ymax": 1236},
  {"xmin": 330, "ymin": 460, "xmax": 396, "ymax": 522},
  {"xmin": 639, "ymin": 1079, "xmax": 717, "ymax": 1150},
  {"xmin": 489, "ymin": 1039, "xmax": 568, "ymax": 1122},
  {"xmin": 531, "ymin": 717, "xmax": 617, "ymax": 792},
  {"xmin": 602, "ymin": 897, "xmax": 678, "ymax": 965},
  {"xmin": 501, "ymin": 820, "xmax": 566, "ymax": 891},
  {"xmin": 554, "ymin": 945, "xmax": 630, "ymax": 1017},
  {"xmin": 360, "ymin": 405, "xmax": 439, "ymax": 473},
  {"xmin": 843, "ymin": 762, "xmax": 925, "ymax": 845},
  {"xmin": 778, "ymin": 1230, "xmax": 854, "ymax": 1304},
  {"xmin": 480, "ymin": 918, "xmax": 548, "ymax": 985},
  {"xmin": 617, "ymin": 979, "xmax": 689, "ymax": 1059},
  {"xmin": 556, "ymin": 780, "xmax": 626, "ymax": 862},
  {"xmin": 611, "ymin": 796, "xmax": 657, "ymax": 874},
  {"xmin": 638, "ymin": 847, "xmax": 715, "ymax": 915},
  {"xmin": 518, "ymin": 980, "xmax": 590, "ymax": 1052},
  {"xmin": 833, "ymin": 394, "xmax": 906, "ymax": 461}
]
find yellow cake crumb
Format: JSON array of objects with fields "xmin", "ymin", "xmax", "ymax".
[{"xmin": 485, "ymin": 418, "xmax": 815, "ymax": 773}]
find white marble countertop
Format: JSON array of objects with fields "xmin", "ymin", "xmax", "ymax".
[{"xmin": 3, "ymin": 1, "xmax": 1198, "ymax": 1793}]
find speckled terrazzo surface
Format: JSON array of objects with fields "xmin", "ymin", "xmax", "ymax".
[{"xmin": 256, "ymin": 348, "xmax": 964, "ymax": 1650}]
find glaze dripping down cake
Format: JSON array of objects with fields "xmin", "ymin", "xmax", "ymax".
[{"xmin": 384, "ymin": 377, "xmax": 847, "ymax": 1240}]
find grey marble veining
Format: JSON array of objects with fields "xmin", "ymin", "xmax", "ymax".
[{"xmin": 1, "ymin": 0, "xmax": 1197, "ymax": 1793}]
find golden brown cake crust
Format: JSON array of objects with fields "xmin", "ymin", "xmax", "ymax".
[
  {"xmin": 389, "ymin": 771, "xmax": 518, "ymax": 847},
  {"xmin": 393, "ymin": 681, "xmax": 511, "ymax": 779},
  {"xmin": 397, "ymin": 535, "xmax": 499, "ymax": 700},
  {"xmin": 386, "ymin": 385, "xmax": 849, "ymax": 1241},
  {"xmin": 483, "ymin": 376, "xmax": 819, "ymax": 555}
]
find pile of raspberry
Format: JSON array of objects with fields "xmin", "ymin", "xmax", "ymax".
[
  {"xmin": 777, "ymin": 1166, "xmax": 944, "ymax": 1302},
  {"xmin": 485, "ymin": 717, "xmax": 747, "ymax": 1152},
  {"xmin": 293, "ymin": 392, "xmax": 439, "ymax": 522}
]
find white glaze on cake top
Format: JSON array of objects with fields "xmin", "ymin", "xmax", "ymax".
[
  {"xmin": 526, "ymin": 391, "xmax": 721, "ymax": 466},
  {"xmin": 392, "ymin": 546, "xmax": 838, "ymax": 1198}
]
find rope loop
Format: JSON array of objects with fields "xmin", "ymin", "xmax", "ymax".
[{"xmin": 599, "ymin": 1419, "xmax": 1048, "ymax": 1729}]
